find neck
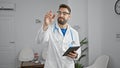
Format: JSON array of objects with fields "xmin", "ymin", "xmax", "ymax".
[{"xmin": 58, "ymin": 23, "xmax": 68, "ymax": 29}]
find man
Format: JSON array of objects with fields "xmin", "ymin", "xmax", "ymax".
[{"xmin": 36, "ymin": 4, "xmax": 81, "ymax": 68}]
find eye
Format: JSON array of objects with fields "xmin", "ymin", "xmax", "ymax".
[
  {"xmin": 62, "ymin": 12, "xmax": 70, "ymax": 15},
  {"xmin": 57, "ymin": 11, "xmax": 70, "ymax": 15}
]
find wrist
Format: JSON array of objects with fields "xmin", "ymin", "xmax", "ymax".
[{"xmin": 43, "ymin": 23, "xmax": 48, "ymax": 31}]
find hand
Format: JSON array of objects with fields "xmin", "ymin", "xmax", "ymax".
[
  {"xmin": 67, "ymin": 51, "xmax": 78, "ymax": 59},
  {"xmin": 44, "ymin": 11, "xmax": 55, "ymax": 26}
]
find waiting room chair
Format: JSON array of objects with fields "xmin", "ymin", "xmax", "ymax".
[
  {"xmin": 18, "ymin": 47, "xmax": 34, "ymax": 68},
  {"xmin": 85, "ymin": 55, "xmax": 109, "ymax": 68},
  {"xmin": 18, "ymin": 47, "xmax": 34, "ymax": 61}
]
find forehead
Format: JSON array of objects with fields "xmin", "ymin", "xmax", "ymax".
[{"xmin": 59, "ymin": 8, "xmax": 69, "ymax": 13}]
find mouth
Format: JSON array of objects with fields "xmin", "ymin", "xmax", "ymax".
[{"xmin": 58, "ymin": 17, "xmax": 64, "ymax": 20}]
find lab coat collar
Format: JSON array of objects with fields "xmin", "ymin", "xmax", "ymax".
[{"xmin": 54, "ymin": 22, "xmax": 71, "ymax": 37}]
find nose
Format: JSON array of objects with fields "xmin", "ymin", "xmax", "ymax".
[{"xmin": 59, "ymin": 13, "xmax": 64, "ymax": 17}]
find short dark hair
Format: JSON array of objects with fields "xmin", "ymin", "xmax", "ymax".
[{"xmin": 59, "ymin": 4, "xmax": 71, "ymax": 14}]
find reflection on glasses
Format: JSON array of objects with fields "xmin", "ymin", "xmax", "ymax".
[{"xmin": 57, "ymin": 11, "xmax": 70, "ymax": 15}]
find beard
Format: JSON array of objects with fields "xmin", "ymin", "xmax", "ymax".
[{"xmin": 57, "ymin": 17, "xmax": 67, "ymax": 25}]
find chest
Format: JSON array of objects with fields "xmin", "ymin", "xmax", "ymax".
[{"xmin": 50, "ymin": 30, "xmax": 75, "ymax": 50}]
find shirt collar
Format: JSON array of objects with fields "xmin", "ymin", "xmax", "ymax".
[{"xmin": 53, "ymin": 22, "xmax": 71, "ymax": 37}]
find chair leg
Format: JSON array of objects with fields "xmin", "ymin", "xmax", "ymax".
[{"xmin": 20, "ymin": 61, "xmax": 24, "ymax": 68}]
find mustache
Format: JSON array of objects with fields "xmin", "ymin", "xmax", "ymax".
[{"xmin": 58, "ymin": 17, "xmax": 64, "ymax": 20}]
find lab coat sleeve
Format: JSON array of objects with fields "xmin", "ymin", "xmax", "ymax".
[
  {"xmin": 74, "ymin": 32, "xmax": 81, "ymax": 60},
  {"xmin": 35, "ymin": 25, "xmax": 50, "ymax": 44}
]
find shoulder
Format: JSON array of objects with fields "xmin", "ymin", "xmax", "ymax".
[{"xmin": 69, "ymin": 26, "xmax": 79, "ymax": 35}]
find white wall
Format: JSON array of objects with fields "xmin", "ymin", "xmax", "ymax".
[
  {"xmin": 88, "ymin": 0, "xmax": 120, "ymax": 68},
  {"xmin": 88, "ymin": 0, "xmax": 103, "ymax": 65}
]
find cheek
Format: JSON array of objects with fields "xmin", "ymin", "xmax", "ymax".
[
  {"xmin": 65, "ymin": 15, "xmax": 70, "ymax": 19},
  {"xmin": 67, "ymin": 15, "xmax": 71, "ymax": 19},
  {"xmin": 65, "ymin": 17, "xmax": 69, "ymax": 20}
]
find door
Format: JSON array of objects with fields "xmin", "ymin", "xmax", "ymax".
[{"xmin": 0, "ymin": 11, "xmax": 16, "ymax": 68}]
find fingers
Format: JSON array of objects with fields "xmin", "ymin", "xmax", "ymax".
[
  {"xmin": 67, "ymin": 51, "xmax": 78, "ymax": 59},
  {"xmin": 45, "ymin": 11, "xmax": 55, "ymax": 20},
  {"xmin": 44, "ymin": 11, "xmax": 55, "ymax": 25}
]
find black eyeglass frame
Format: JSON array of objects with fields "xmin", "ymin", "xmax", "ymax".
[{"xmin": 57, "ymin": 11, "xmax": 70, "ymax": 15}]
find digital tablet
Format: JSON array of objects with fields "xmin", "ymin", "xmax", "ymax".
[{"xmin": 63, "ymin": 46, "xmax": 80, "ymax": 56}]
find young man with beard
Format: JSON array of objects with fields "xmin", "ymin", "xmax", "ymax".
[{"xmin": 36, "ymin": 4, "xmax": 81, "ymax": 68}]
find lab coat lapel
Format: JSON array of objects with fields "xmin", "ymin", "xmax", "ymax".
[
  {"xmin": 63, "ymin": 25, "xmax": 71, "ymax": 41},
  {"xmin": 55, "ymin": 23, "xmax": 64, "ymax": 37}
]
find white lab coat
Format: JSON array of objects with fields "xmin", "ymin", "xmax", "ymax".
[{"xmin": 36, "ymin": 22, "xmax": 81, "ymax": 68}]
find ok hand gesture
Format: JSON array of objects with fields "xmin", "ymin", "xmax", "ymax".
[
  {"xmin": 44, "ymin": 11, "xmax": 55, "ymax": 26},
  {"xmin": 43, "ymin": 11, "xmax": 55, "ymax": 31}
]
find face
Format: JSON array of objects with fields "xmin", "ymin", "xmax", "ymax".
[{"xmin": 57, "ymin": 8, "xmax": 71, "ymax": 25}]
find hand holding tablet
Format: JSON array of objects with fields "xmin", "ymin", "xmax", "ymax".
[{"xmin": 63, "ymin": 46, "xmax": 80, "ymax": 56}]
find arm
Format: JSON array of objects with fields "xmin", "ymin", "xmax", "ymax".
[
  {"xmin": 36, "ymin": 11, "xmax": 55, "ymax": 44},
  {"xmin": 35, "ymin": 25, "xmax": 50, "ymax": 44},
  {"xmin": 74, "ymin": 32, "xmax": 81, "ymax": 60},
  {"xmin": 67, "ymin": 31, "xmax": 81, "ymax": 60}
]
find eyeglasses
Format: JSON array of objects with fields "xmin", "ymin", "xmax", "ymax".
[{"xmin": 57, "ymin": 11, "xmax": 70, "ymax": 15}]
